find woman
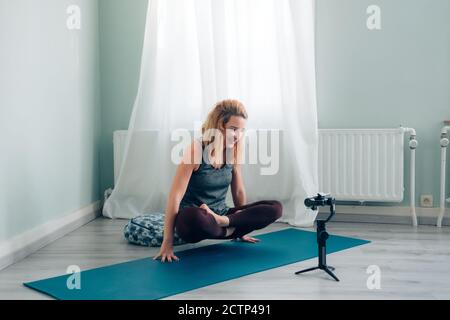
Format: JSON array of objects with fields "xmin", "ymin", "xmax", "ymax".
[{"xmin": 153, "ymin": 99, "xmax": 283, "ymax": 262}]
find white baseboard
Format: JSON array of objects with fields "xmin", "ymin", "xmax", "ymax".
[
  {"xmin": 318, "ymin": 204, "xmax": 450, "ymax": 226},
  {"xmin": 0, "ymin": 201, "xmax": 102, "ymax": 271}
]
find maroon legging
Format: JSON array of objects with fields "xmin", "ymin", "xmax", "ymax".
[{"xmin": 174, "ymin": 200, "xmax": 283, "ymax": 243}]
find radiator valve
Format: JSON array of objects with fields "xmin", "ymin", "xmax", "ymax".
[
  {"xmin": 409, "ymin": 136, "xmax": 418, "ymax": 149},
  {"xmin": 441, "ymin": 136, "xmax": 449, "ymax": 148}
]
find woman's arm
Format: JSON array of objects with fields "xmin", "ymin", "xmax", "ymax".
[
  {"xmin": 162, "ymin": 164, "xmax": 192, "ymax": 243},
  {"xmin": 231, "ymin": 164, "xmax": 247, "ymax": 207},
  {"xmin": 154, "ymin": 141, "xmax": 202, "ymax": 262},
  {"xmin": 162, "ymin": 141, "xmax": 201, "ymax": 243}
]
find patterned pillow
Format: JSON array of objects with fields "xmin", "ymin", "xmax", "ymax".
[{"xmin": 123, "ymin": 212, "xmax": 187, "ymax": 247}]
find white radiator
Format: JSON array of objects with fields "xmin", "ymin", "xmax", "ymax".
[
  {"xmin": 318, "ymin": 128, "xmax": 405, "ymax": 202},
  {"xmin": 114, "ymin": 128, "xmax": 409, "ymax": 201}
]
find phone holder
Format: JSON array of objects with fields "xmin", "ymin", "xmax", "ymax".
[{"xmin": 295, "ymin": 192, "xmax": 339, "ymax": 282}]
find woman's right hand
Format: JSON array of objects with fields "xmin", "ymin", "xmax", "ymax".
[{"xmin": 153, "ymin": 240, "xmax": 179, "ymax": 263}]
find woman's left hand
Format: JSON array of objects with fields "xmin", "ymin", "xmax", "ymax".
[{"xmin": 233, "ymin": 235, "xmax": 260, "ymax": 243}]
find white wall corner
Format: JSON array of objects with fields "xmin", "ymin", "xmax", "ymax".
[{"xmin": 0, "ymin": 201, "xmax": 102, "ymax": 271}]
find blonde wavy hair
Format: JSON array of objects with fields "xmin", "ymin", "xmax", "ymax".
[{"xmin": 201, "ymin": 99, "xmax": 248, "ymax": 169}]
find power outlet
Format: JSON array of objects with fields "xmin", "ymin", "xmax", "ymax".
[{"xmin": 420, "ymin": 195, "xmax": 433, "ymax": 207}]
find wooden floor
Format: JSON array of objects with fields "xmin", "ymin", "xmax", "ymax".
[{"xmin": 1, "ymin": 217, "xmax": 449, "ymax": 300}]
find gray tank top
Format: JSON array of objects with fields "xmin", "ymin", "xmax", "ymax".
[{"xmin": 179, "ymin": 142, "xmax": 233, "ymax": 216}]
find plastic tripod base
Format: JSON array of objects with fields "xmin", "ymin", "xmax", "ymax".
[
  {"xmin": 295, "ymin": 265, "xmax": 340, "ymax": 282},
  {"xmin": 295, "ymin": 266, "xmax": 319, "ymax": 274}
]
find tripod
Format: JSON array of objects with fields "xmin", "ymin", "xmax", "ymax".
[{"xmin": 295, "ymin": 193, "xmax": 339, "ymax": 282}]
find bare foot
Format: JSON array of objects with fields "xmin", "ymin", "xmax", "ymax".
[{"xmin": 200, "ymin": 203, "xmax": 230, "ymax": 227}]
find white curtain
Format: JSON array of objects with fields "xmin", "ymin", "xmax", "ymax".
[{"xmin": 102, "ymin": 0, "xmax": 319, "ymax": 227}]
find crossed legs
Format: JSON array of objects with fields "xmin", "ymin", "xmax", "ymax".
[{"xmin": 175, "ymin": 200, "xmax": 283, "ymax": 243}]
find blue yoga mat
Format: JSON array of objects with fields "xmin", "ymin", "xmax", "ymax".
[{"xmin": 24, "ymin": 228, "xmax": 369, "ymax": 300}]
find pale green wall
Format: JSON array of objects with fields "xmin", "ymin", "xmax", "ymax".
[
  {"xmin": 98, "ymin": 0, "xmax": 450, "ymax": 209},
  {"xmin": 0, "ymin": 0, "xmax": 101, "ymax": 243},
  {"xmin": 98, "ymin": 0, "xmax": 148, "ymax": 195},
  {"xmin": 316, "ymin": 0, "xmax": 450, "ymax": 207}
]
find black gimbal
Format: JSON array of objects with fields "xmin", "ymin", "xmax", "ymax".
[{"xmin": 295, "ymin": 192, "xmax": 339, "ymax": 281}]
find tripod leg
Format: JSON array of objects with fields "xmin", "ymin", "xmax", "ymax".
[
  {"xmin": 295, "ymin": 266, "xmax": 319, "ymax": 275},
  {"xmin": 328, "ymin": 266, "xmax": 335, "ymax": 271},
  {"xmin": 323, "ymin": 267, "xmax": 340, "ymax": 282}
]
